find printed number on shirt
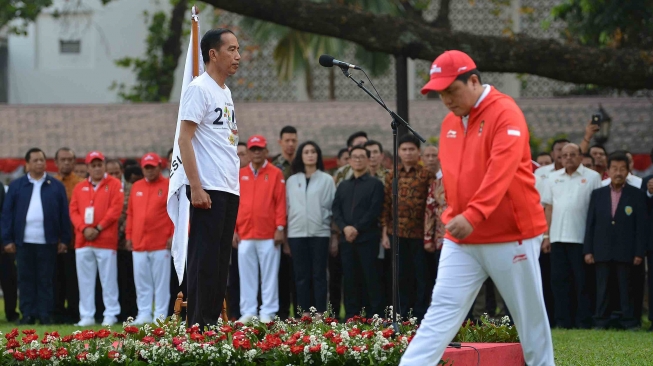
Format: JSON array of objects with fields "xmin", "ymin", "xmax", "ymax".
[{"xmin": 212, "ymin": 108, "xmax": 223, "ymax": 125}]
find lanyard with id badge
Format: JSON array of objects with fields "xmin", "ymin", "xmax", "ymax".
[{"xmin": 85, "ymin": 181, "xmax": 104, "ymax": 225}]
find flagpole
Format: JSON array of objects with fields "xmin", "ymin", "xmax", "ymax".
[{"xmin": 191, "ymin": 6, "xmax": 200, "ymax": 78}]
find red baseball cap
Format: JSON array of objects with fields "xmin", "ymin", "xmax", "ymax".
[
  {"xmin": 421, "ymin": 50, "xmax": 477, "ymax": 94},
  {"xmin": 85, "ymin": 151, "xmax": 105, "ymax": 164},
  {"xmin": 141, "ymin": 152, "xmax": 162, "ymax": 168},
  {"xmin": 247, "ymin": 135, "xmax": 267, "ymax": 149}
]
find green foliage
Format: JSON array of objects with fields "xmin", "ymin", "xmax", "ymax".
[
  {"xmin": 551, "ymin": 0, "xmax": 653, "ymax": 49},
  {"xmin": 111, "ymin": 9, "xmax": 175, "ymax": 102},
  {"xmin": 0, "ymin": 0, "xmax": 53, "ymax": 34},
  {"xmin": 453, "ymin": 314, "xmax": 520, "ymax": 343}
]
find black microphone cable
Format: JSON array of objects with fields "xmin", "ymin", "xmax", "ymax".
[{"xmin": 447, "ymin": 343, "xmax": 480, "ymax": 366}]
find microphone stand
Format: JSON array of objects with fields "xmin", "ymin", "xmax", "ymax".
[{"xmin": 338, "ymin": 66, "xmax": 425, "ymax": 333}]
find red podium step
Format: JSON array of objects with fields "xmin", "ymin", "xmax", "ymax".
[{"xmin": 441, "ymin": 343, "xmax": 524, "ymax": 366}]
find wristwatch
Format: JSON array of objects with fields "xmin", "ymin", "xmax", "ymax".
[
  {"xmin": 543, "ymin": 234, "xmax": 549, "ymax": 239},
  {"xmin": 277, "ymin": 225, "xmax": 284, "ymax": 231}
]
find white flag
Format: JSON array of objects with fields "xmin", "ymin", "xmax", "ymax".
[{"xmin": 167, "ymin": 10, "xmax": 204, "ymax": 284}]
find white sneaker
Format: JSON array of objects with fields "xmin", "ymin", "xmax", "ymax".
[
  {"xmin": 237, "ymin": 314, "xmax": 255, "ymax": 324},
  {"xmin": 101, "ymin": 316, "xmax": 118, "ymax": 326},
  {"xmin": 75, "ymin": 318, "xmax": 96, "ymax": 327},
  {"xmin": 260, "ymin": 315, "xmax": 274, "ymax": 323},
  {"xmin": 131, "ymin": 316, "xmax": 153, "ymax": 325}
]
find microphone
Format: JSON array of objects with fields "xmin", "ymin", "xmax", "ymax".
[{"xmin": 319, "ymin": 54, "xmax": 361, "ymax": 70}]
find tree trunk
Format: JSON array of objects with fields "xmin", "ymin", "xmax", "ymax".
[
  {"xmin": 205, "ymin": 0, "xmax": 653, "ymax": 90},
  {"xmin": 160, "ymin": 0, "xmax": 188, "ymax": 100}
]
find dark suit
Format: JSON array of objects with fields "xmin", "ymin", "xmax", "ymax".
[
  {"xmin": 643, "ymin": 175, "xmax": 653, "ymax": 324},
  {"xmin": 584, "ymin": 184, "xmax": 648, "ymax": 329},
  {"xmin": 0, "ymin": 183, "xmax": 18, "ymax": 322}
]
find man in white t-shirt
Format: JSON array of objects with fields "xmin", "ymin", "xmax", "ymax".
[
  {"xmin": 177, "ymin": 28, "xmax": 241, "ymax": 330},
  {"xmin": 541, "ymin": 143, "xmax": 601, "ymax": 329}
]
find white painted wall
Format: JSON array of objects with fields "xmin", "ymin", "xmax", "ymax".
[{"xmin": 7, "ymin": 0, "xmax": 202, "ymax": 104}]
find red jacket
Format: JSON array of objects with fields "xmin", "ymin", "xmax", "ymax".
[
  {"xmin": 236, "ymin": 161, "xmax": 286, "ymax": 240},
  {"xmin": 439, "ymin": 87, "xmax": 547, "ymax": 244},
  {"xmin": 70, "ymin": 175, "xmax": 124, "ymax": 250},
  {"xmin": 126, "ymin": 176, "xmax": 173, "ymax": 252}
]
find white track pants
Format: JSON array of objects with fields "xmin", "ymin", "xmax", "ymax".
[
  {"xmin": 400, "ymin": 236, "xmax": 554, "ymax": 366},
  {"xmin": 238, "ymin": 239, "xmax": 280, "ymax": 318},
  {"xmin": 76, "ymin": 247, "xmax": 120, "ymax": 319},
  {"xmin": 132, "ymin": 249, "xmax": 171, "ymax": 320}
]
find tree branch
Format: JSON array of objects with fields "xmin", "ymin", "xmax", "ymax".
[{"xmin": 204, "ymin": 0, "xmax": 653, "ymax": 90}]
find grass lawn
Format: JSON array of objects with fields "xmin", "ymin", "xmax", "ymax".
[{"xmin": 0, "ymin": 298, "xmax": 651, "ymax": 364}]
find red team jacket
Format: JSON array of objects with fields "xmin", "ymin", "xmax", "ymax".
[
  {"xmin": 126, "ymin": 176, "xmax": 173, "ymax": 252},
  {"xmin": 69, "ymin": 175, "xmax": 124, "ymax": 250},
  {"xmin": 236, "ymin": 161, "xmax": 287, "ymax": 240},
  {"xmin": 439, "ymin": 87, "xmax": 547, "ymax": 244}
]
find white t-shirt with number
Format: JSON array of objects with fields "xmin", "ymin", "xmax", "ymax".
[{"xmin": 178, "ymin": 72, "xmax": 240, "ymax": 196}]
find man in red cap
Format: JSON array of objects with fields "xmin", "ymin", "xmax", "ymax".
[
  {"xmin": 233, "ymin": 135, "xmax": 286, "ymax": 323},
  {"xmin": 126, "ymin": 153, "xmax": 173, "ymax": 325},
  {"xmin": 69, "ymin": 151, "xmax": 124, "ymax": 326},
  {"xmin": 400, "ymin": 51, "xmax": 553, "ymax": 366}
]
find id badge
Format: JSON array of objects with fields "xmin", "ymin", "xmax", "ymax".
[{"xmin": 84, "ymin": 207, "xmax": 95, "ymax": 225}]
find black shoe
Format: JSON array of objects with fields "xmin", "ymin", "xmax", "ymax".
[
  {"xmin": 17, "ymin": 316, "xmax": 36, "ymax": 325},
  {"xmin": 6, "ymin": 314, "xmax": 19, "ymax": 323}
]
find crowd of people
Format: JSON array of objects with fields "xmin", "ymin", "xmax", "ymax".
[{"xmin": 0, "ymin": 122, "xmax": 652, "ymax": 331}]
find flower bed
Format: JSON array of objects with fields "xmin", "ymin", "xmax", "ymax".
[{"xmin": 1, "ymin": 310, "xmax": 518, "ymax": 365}]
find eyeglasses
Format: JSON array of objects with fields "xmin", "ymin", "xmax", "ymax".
[{"xmin": 350, "ymin": 155, "xmax": 368, "ymax": 161}]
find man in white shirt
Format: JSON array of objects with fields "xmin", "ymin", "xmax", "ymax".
[
  {"xmin": 534, "ymin": 139, "xmax": 570, "ymax": 201},
  {"xmin": 541, "ymin": 143, "xmax": 602, "ymax": 329},
  {"xmin": 1, "ymin": 148, "xmax": 70, "ymax": 325},
  {"xmin": 601, "ymin": 150, "xmax": 643, "ymax": 189},
  {"xmin": 177, "ymin": 28, "xmax": 241, "ymax": 330}
]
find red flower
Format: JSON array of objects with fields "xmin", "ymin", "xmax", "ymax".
[
  {"xmin": 353, "ymin": 345, "xmax": 366, "ymax": 352},
  {"xmin": 108, "ymin": 350, "xmax": 120, "ymax": 359},
  {"xmin": 172, "ymin": 336, "xmax": 186, "ymax": 346},
  {"xmin": 61, "ymin": 335, "xmax": 74, "ymax": 343},
  {"xmin": 331, "ymin": 336, "xmax": 343, "ymax": 344},
  {"xmin": 25, "ymin": 349, "xmax": 38, "ymax": 360},
  {"xmin": 233, "ymin": 337, "xmax": 251, "ymax": 350},
  {"xmin": 290, "ymin": 345, "xmax": 304, "ymax": 354},
  {"xmin": 6, "ymin": 328, "xmax": 19, "ymax": 339},
  {"xmin": 382, "ymin": 328, "xmax": 394, "ymax": 338},
  {"xmin": 142, "ymin": 336, "xmax": 156, "ymax": 344},
  {"xmin": 219, "ymin": 325, "xmax": 233, "ymax": 333},
  {"xmin": 56, "ymin": 347, "xmax": 68, "ymax": 358},
  {"xmin": 336, "ymin": 345, "xmax": 347, "ymax": 355},
  {"xmin": 323, "ymin": 330, "xmax": 335, "ymax": 339},
  {"xmin": 218, "ymin": 334, "xmax": 227, "ymax": 341},
  {"xmin": 22, "ymin": 334, "xmax": 38, "ymax": 344},
  {"xmin": 176, "ymin": 344, "xmax": 185, "ymax": 353},
  {"xmin": 113, "ymin": 332, "xmax": 126, "ymax": 339},
  {"xmin": 76, "ymin": 352, "xmax": 89, "ymax": 361},
  {"xmin": 264, "ymin": 334, "xmax": 282, "ymax": 348},
  {"xmin": 50, "ymin": 331, "xmax": 60, "ymax": 338},
  {"xmin": 302, "ymin": 335, "xmax": 311, "ymax": 344},
  {"xmin": 21, "ymin": 329, "xmax": 36, "ymax": 335},
  {"xmin": 39, "ymin": 348, "xmax": 53, "ymax": 360},
  {"xmin": 348, "ymin": 328, "xmax": 361, "ymax": 337},
  {"xmin": 13, "ymin": 351, "xmax": 25, "ymax": 361},
  {"xmin": 190, "ymin": 333, "xmax": 204, "ymax": 342},
  {"xmin": 361, "ymin": 330, "xmax": 374, "ymax": 339},
  {"xmin": 124, "ymin": 326, "xmax": 139, "ymax": 334},
  {"xmin": 300, "ymin": 315, "xmax": 312, "ymax": 324},
  {"xmin": 382, "ymin": 342, "xmax": 395, "ymax": 350},
  {"xmin": 153, "ymin": 328, "xmax": 166, "ymax": 337},
  {"xmin": 324, "ymin": 317, "xmax": 338, "ymax": 324},
  {"xmin": 407, "ymin": 335, "xmax": 414, "ymax": 344},
  {"xmin": 309, "ymin": 344, "xmax": 321, "ymax": 353},
  {"xmin": 256, "ymin": 341, "xmax": 271, "ymax": 352},
  {"xmin": 186, "ymin": 325, "xmax": 200, "ymax": 334},
  {"xmin": 97, "ymin": 329, "xmax": 111, "ymax": 339},
  {"xmin": 234, "ymin": 321, "xmax": 244, "ymax": 328},
  {"xmin": 6, "ymin": 339, "xmax": 19, "ymax": 349}
]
